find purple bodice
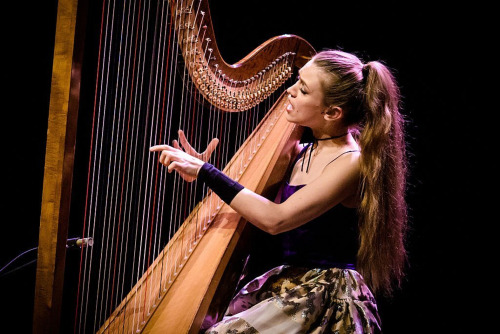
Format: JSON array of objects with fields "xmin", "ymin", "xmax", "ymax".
[{"xmin": 275, "ymin": 181, "xmax": 358, "ymax": 269}]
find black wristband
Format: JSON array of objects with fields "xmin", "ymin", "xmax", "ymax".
[{"xmin": 197, "ymin": 163, "xmax": 244, "ymax": 204}]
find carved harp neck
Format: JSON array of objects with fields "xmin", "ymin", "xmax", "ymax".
[{"xmin": 175, "ymin": 0, "xmax": 314, "ymax": 111}]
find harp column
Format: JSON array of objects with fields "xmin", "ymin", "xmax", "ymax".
[{"xmin": 33, "ymin": 0, "xmax": 87, "ymax": 332}]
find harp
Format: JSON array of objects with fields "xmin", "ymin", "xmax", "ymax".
[{"xmin": 33, "ymin": 0, "xmax": 314, "ymax": 332}]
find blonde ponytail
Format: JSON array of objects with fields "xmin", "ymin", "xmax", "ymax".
[{"xmin": 358, "ymin": 61, "xmax": 408, "ymax": 295}]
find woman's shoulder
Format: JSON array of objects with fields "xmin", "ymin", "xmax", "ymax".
[
  {"xmin": 321, "ymin": 149, "xmax": 361, "ymax": 182},
  {"xmin": 325, "ymin": 149, "xmax": 361, "ymax": 167}
]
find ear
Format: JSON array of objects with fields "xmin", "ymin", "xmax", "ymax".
[{"xmin": 322, "ymin": 106, "xmax": 343, "ymax": 122}]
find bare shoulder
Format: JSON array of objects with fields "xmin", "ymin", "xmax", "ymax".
[
  {"xmin": 325, "ymin": 149, "xmax": 361, "ymax": 169},
  {"xmin": 321, "ymin": 150, "xmax": 361, "ymax": 183}
]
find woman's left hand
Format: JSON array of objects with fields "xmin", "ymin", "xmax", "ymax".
[
  {"xmin": 149, "ymin": 144, "xmax": 205, "ymax": 182},
  {"xmin": 150, "ymin": 130, "xmax": 219, "ymax": 182},
  {"xmin": 172, "ymin": 130, "xmax": 219, "ymax": 162}
]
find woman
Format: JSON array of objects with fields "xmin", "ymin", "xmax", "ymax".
[{"xmin": 151, "ymin": 50, "xmax": 408, "ymax": 333}]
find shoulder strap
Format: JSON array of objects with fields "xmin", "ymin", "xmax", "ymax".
[{"xmin": 325, "ymin": 150, "xmax": 360, "ymax": 167}]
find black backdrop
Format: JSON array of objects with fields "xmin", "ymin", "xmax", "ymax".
[{"xmin": 0, "ymin": 0, "xmax": 488, "ymax": 333}]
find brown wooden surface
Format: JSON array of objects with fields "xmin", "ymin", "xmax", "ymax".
[{"xmin": 33, "ymin": 0, "xmax": 86, "ymax": 332}]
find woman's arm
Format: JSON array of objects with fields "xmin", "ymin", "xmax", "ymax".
[
  {"xmin": 229, "ymin": 152, "xmax": 360, "ymax": 234},
  {"xmin": 150, "ymin": 142, "xmax": 360, "ymax": 235}
]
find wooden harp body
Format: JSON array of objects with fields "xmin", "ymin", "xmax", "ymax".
[{"xmin": 33, "ymin": 0, "xmax": 314, "ymax": 332}]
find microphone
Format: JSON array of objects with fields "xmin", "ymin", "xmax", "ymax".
[{"xmin": 66, "ymin": 237, "xmax": 94, "ymax": 249}]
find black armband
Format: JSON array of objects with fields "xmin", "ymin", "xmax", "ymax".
[{"xmin": 197, "ymin": 163, "xmax": 244, "ymax": 204}]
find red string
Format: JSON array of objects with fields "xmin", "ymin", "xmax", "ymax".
[
  {"xmin": 74, "ymin": 0, "xmax": 107, "ymax": 332},
  {"xmin": 142, "ymin": 1, "xmax": 176, "ymax": 323},
  {"xmin": 108, "ymin": 0, "xmax": 146, "ymax": 314}
]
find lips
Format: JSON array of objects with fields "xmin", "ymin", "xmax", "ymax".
[{"xmin": 286, "ymin": 102, "xmax": 293, "ymax": 112}]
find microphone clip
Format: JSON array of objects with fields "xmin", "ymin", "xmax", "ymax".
[{"xmin": 66, "ymin": 237, "xmax": 94, "ymax": 249}]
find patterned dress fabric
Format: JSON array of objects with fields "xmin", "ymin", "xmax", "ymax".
[{"xmin": 205, "ymin": 265, "xmax": 380, "ymax": 333}]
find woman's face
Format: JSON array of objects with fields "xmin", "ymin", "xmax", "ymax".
[{"xmin": 286, "ymin": 61, "xmax": 328, "ymax": 128}]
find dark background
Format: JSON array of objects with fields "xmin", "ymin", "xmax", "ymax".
[{"xmin": 0, "ymin": 0, "xmax": 489, "ymax": 333}]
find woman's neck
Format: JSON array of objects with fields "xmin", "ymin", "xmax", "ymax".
[{"xmin": 311, "ymin": 127, "xmax": 351, "ymax": 149}]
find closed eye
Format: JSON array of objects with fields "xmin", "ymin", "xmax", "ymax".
[{"xmin": 295, "ymin": 75, "xmax": 309, "ymax": 94}]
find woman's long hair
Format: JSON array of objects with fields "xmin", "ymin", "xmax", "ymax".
[{"xmin": 313, "ymin": 50, "xmax": 408, "ymax": 296}]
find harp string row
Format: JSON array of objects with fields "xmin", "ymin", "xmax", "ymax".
[{"xmin": 72, "ymin": 0, "xmax": 295, "ymax": 332}]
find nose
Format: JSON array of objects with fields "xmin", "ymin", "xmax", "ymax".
[{"xmin": 286, "ymin": 81, "xmax": 298, "ymax": 98}]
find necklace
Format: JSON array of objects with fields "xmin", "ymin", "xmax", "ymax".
[
  {"xmin": 301, "ymin": 132, "xmax": 348, "ymax": 173},
  {"xmin": 315, "ymin": 132, "xmax": 349, "ymax": 141}
]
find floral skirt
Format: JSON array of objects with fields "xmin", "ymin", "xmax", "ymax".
[{"xmin": 205, "ymin": 265, "xmax": 381, "ymax": 334}]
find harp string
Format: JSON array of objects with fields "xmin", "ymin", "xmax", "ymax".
[
  {"xmin": 117, "ymin": 0, "xmax": 145, "ymax": 326},
  {"xmin": 114, "ymin": 0, "xmax": 139, "ymax": 312},
  {"xmin": 101, "ymin": 0, "xmax": 133, "ymax": 327},
  {"xmin": 139, "ymin": 0, "xmax": 170, "ymax": 324},
  {"xmin": 161, "ymin": 0, "xmax": 182, "ymax": 296},
  {"xmin": 88, "ymin": 0, "xmax": 118, "ymax": 330},
  {"xmin": 74, "ymin": 0, "xmax": 110, "ymax": 331},
  {"xmin": 105, "ymin": 0, "xmax": 138, "ymax": 318},
  {"xmin": 147, "ymin": 0, "xmax": 182, "ymax": 326},
  {"xmin": 150, "ymin": 0, "xmax": 175, "ymax": 311},
  {"xmin": 183, "ymin": 0, "xmax": 219, "ymax": 259}
]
